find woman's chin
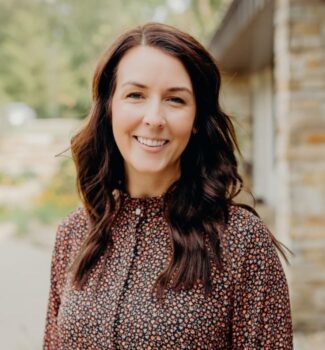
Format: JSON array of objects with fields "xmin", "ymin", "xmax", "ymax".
[
  {"xmin": 128, "ymin": 161, "xmax": 176, "ymax": 177},
  {"xmin": 132, "ymin": 166, "xmax": 166, "ymax": 176}
]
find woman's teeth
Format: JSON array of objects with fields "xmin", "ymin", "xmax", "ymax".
[{"xmin": 136, "ymin": 136, "xmax": 168, "ymax": 147}]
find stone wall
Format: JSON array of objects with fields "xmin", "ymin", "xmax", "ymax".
[
  {"xmin": 274, "ymin": 0, "xmax": 325, "ymax": 331},
  {"xmin": 217, "ymin": 0, "xmax": 325, "ymax": 332}
]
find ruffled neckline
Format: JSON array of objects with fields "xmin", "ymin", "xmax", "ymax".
[{"xmin": 113, "ymin": 185, "xmax": 177, "ymax": 217}]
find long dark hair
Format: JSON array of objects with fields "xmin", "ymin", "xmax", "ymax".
[{"xmin": 70, "ymin": 22, "xmax": 288, "ymax": 297}]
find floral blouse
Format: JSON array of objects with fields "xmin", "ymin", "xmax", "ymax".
[{"xmin": 43, "ymin": 193, "xmax": 293, "ymax": 349}]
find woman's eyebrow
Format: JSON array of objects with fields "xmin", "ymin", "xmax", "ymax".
[
  {"xmin": 122, "ymin": 81, "xmax": 193, "ymax": 95},
  {"xmin": 122, "ymin": 81, "xmax": 146, "ymax": 89},
  {"xmin": 167, "ymin": 87, "xmax": 193, "ymax": 96}
]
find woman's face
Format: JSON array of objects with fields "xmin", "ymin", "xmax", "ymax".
[{"xmin": 111, "ymin": 45, "xmax": 196, "ymax": 182}]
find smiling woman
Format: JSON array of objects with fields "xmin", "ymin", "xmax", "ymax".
[{"xmin": 43, "ymin": 23, "xmax": 293, "ymax": 349}]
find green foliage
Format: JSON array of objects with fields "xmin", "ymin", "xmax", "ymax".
[
  {"xmin": 0, "ymin": 0, "xmax": 49, "ymax": 113},
  {"xmin": 32, "ymin": 157, "xmax": 80, "ymax": 224},
  {"xmin": 0, "ymin": 170, "xmax": 37, "ymax": 185},
  {"xmin": 0, "ymin": 205, "xmax": 30, "ymax": 236},
  {"xmin": 0, "ymin": 204, "xmax": 11, "ymax": 221},
  {"xmin": 0, "ymin": 0, "xmax": 223, "ymax": 119},
  {"xmin": 12, "ymin": 207, "xmax": 31, "ymax": 237},
  {"xmin": 0, "ymin": 158, "xmax": 79, "ymax": 234}
]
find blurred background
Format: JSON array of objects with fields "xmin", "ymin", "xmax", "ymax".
[{"xmin": 0, "ymin": 0, "xmax": 324, "ymax": 349}]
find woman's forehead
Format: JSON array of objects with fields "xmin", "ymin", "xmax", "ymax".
[{"xmin": 115, "ymin": 46, "xmax": 193, "ymax": 89}]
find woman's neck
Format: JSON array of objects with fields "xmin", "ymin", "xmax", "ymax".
[{"xmin": 125, "ymin": 168, "xmax": 180, "ymax": 198}]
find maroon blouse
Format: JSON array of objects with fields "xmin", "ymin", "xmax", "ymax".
[{"xmin": 43, "ymin": 193, "xmax": 293, "ymax": 349}]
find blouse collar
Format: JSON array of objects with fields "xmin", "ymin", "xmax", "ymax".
[{"xmin": 114, "ymin": 186, "xmax": 176, "ymax": 217}]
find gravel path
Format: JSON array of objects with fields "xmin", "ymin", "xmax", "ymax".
[{"xmin": 0, "ymin": 234, "xmax": 54, "ymax": 350}]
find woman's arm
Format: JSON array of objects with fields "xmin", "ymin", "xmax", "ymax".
[
  {"xmin": 230, "ymin": 210, "xmax": 293, "ymax": 349},
  {"xmin": 43, "ymin": 215, "xmax": 74, "ymax": 350}
]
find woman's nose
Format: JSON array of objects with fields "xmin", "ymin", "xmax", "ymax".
[{"xmin": 142, "ymin": 99, "xmax": 166, "ymax": 128}]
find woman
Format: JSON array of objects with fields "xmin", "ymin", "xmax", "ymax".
[{"xmin": 43, "ymin": 23, "xmax": 293, "ymax": 349}]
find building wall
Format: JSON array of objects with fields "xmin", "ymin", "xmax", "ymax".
[
  {"xmin": 219, "ymin": 0, "xmax": 325, "ymax": 332},
  {"xmin": 251, "ymin": 67, "xmax": 276, "ymax": 206},
  {"xmin": 274, "ymin": 0, "xmax": 325, "ymax": 331},
  {"xmin": 220, "ymin": 69, "xmax": 279, "ymax": 228},
  {"xmin": 219, "ymin": 73, "xmax": 252, "ymax": 185}
]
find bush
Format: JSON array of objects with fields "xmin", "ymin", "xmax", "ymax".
[
  {"xmin": 0, "ymin": 170, "xmax": 37, "ymax": 185},
  {"xmin": 0, "ymin": 205, "xmax": 29, "ymax": 236},
  {"xmin": 32, "ymin": 157, "xmax": 80, "ymax": 224}
]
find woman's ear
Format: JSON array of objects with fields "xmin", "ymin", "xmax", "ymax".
[{"xmin": 192, "ymin": 127, "xmax": 198, "ymax": 135}]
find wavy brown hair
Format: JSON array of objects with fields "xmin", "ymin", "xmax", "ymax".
[{"xmin": 70, "ymin": 22, "xmax": 288, "ymax": 297}]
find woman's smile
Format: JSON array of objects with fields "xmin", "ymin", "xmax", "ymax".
[{"xmin": 133, "ymin": 135, "xmax": 169, "ymax": 151}]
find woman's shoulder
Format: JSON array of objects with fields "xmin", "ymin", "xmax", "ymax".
[
  {"xmin": 223, "ymin": 204, "xmax": 289, "ymax": 301},
  {"xmin": 227, "ymin": 204, "xmax": 262, "ymax": 230},
  {"xmin": 54, "ymin": 206, "xmax": 90, "ymax": 250},
  {"xmin": 59, "ymin": 206, "xmax": 89, "ymax": 229},
  {"xmin": 224, "ymin": 204, "xmax": 274, "ymax": 253}
]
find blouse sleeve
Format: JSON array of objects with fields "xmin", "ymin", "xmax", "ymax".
[
  {"xmin": 43, "ymin": 218, "xmax": 73, "ymax": 350},
  {"xmin": 230, "ymin": 211, "xmax": 293, "ymax": 349}
]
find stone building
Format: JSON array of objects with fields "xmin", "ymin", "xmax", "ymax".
[{"xmin": 209, "ymin": 0, "xmax": 325, "ymax": 332}]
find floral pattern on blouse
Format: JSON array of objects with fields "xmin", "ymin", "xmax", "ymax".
[{"xmin": 43, "ymin": 193, "xmax": 293, "ymax": 349}]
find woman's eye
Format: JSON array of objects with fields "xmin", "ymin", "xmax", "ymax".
[
  {"xmin": 167, "ymin": 96, "xmax": 185, "ymax": 104},
  {"xmin": 126, "ymin": 92, "xmax": 143, "ymax": 99}
]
